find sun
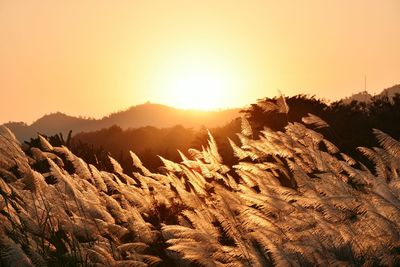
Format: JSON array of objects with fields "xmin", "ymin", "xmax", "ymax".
[
  {"xmin": 168, "ymin": 67, "xmax": 227, "ymax": 110},
  {"xmin": 162, "ymin": 65, "xmax": 230, "ymax": 110},
  {"xmin": 152, "ymin": 53, "xmax": 242, "ymax": 110}
]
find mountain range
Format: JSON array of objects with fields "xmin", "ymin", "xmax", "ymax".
[
  {"xmin": 3, "ymin": 84, "xmax": 399, "ymax": 142},
  {"xmin": 4, "ymin": 103, "xmax": 240, "ymax": 142}
]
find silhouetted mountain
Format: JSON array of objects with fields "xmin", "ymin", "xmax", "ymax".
[
  {"xmin": 3, "ymin": 103, "xmax": 240, "ymax": 142},
  {"xmin": 341, "ymin": 91, "xmax": 372, "ymax": 104},
  {"xmin": 342, "ymin": 84, "xmax": 400, "ymax": 104},
  {"xmin": 99, "ymin": 103, "xmax": 240, "ymax": 129},
  {"xmin": 380, "ymin": 84, "xmax": 400, "ymax": 99}
]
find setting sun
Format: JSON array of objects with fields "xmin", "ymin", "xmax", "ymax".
[
  {"xmin": 152, "ymin": 52, "xmax": 244, "ymax": 110},
  {"xmin": 166, "ymin": 68, "xmax": 225, "ymax": 110}
]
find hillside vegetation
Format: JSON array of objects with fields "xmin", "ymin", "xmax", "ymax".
[
  {"xmin": 3, "ymin": 103, "xmax": 240, "ymax": 142},
  {"xmin": 1, "ymin": 99, "xmax": 400, "ymax": 266},
  {"xmin": 66, "ymin": 93, "xmax": 400, "ymax": 175}
]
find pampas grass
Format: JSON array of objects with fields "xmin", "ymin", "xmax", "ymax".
[{"xmin": 1, "ymin": 108, "xmax": 400, "ymax": 266}]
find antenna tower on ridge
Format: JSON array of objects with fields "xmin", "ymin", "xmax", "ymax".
[{"xmin": 364, "ymin": 75, "xmax": 367, "ymax": 92}]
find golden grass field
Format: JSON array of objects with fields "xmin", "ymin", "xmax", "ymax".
[{"xmin": 1, "ymin": 110, "xmax": 400, "ymax": 266}]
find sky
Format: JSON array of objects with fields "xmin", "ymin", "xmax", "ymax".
[{"xmin": 0, "ymin": 0, "xmax": 399, "ymax": 123}]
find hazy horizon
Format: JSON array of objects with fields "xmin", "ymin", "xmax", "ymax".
[
  {"xmin": 2, "ymin": 101, "xmax": 243, "ymax": 125},
  {"xmin": 2, "ymin": 83, "xmax": 400, "ymax": 125},
  {"xmin": 1, "ymin": 0, "xmax": 399, "ymax": 123}
]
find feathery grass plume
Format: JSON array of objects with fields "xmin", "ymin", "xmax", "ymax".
[
  {"xmin": 373, "ymin": 128, "xmax": 400, "ymax": 158},
  {"xmin": 0, "ymin": 235, "xmax": 33, "ymax": 267},
  {"xmin": 53, "ymin": 145, "xmax": 92, "ymax": 179},
  {"xmin": 241, "ymin": 117, "xmax": 253, "ymax": 137},
  {"xmin": 358, "ymin": 147, "xmax": 388, "ymax": 181},
  {"xmin": 177, "ymin": 150, "xmax": 189, "ymax": 163},
  {"xmin": 162, "ymin": 224, "xmax": 223, "ymax": 266},
  {"xmin": 113, "ymin": 260, "xmax": 147, "ymax": 267},
  {"xmin": 228, "ymin": 138, "xmax": 248, "ymax": 160},
  {"xmin": 0, "ymin": 127, "xmax": 32, "ymax": 179},
  {"xmin": 276, "ymin": 92, "xmax": 289, "ymax": 114},
  {"xmin": 126, "ymin": 205, "xmax": 156, "ymax": 244},
  {"xmin": 88, "ymin": 164, "xmax": 108, "ymax": 192},
  {"xmin": 248, "ymin": 233, "xmax": 295, "ymax": 267},
  {"xmin": 340, "ymin": 153, "xmax": 357, "ymax": 166},
  {"xmin": 129, "ymin": 151, "xmax": 152, "ymax": 176},
  {"xmin": 108, "ymin": 155, "xmax": 124, "ymax": 174},
  {"xmin": 100, "ymin": 171, "xmax": 120, "ymax": 194},
  {"xmin": 207, "ymin": 130, "xmax": 223, "ymax": 164},
  {"xmin": 117, "ymin": 242, "xmax": 149, "ymax": 254},
  {"xmin": 256, "ymin": 100, "xmax": 280, "ymax": 113},
  {"xmin": 159, "ymin": 156, "xmax": 182, "ymax": 173},
  {"xmin": 302, "ymin": 113, "xmax": 329, "ymax": 129},
  {"xmin": 85, "ymin": 247, "xmax": 114, "ymax": 266},
  {"xmin": 108, "ymin": 156, "xmax": 137, "ymax": 186},
  {"xmin": 38, "ymin": 135, "xmax": 54, "ymax": 152}
]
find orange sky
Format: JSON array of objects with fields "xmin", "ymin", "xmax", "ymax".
[{"xmin": 0, "ymin": 0, "xmax": 399, "ymax": 123}]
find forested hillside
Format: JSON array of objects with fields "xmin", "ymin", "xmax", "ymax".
[
  {"xmin": 4, "ymin": 103, "xmax": 239, "ymax": 142},
  {"xmin": 60, "ymin": 94, "xmax": 400, "ymax": 174}
]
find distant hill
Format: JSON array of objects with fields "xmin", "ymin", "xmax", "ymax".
[
  {"xmin": 3, "ymin": 103, "xmax": 240, "ymax": 142},
  {"xmin": 341, "ymin": 91, "xmax": 372, "ymax": 104},
  {"xmin": 380, "ymin": 84, "xmax": 400, "ymax": 99},
  {"xmin": 341, "ymin": 84, "xmax": 400, "ymax": 104}
]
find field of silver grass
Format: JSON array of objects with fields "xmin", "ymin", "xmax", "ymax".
[{"xmin": 1, "ymin": 113, "xmax": 400, "ymax": 266}]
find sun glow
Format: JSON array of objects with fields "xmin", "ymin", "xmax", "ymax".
[
  {"xmin": 166, "ymin": 68, "xmax": 227, "ymax": 110},
  {"xmin": 152, "ymin": 53, "xmax": 244, "ymax": 110}
]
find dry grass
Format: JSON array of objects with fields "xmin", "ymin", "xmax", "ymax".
[{"xmin": 1, "ymin": 112, "xmax": 400, "ymax": 266}]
